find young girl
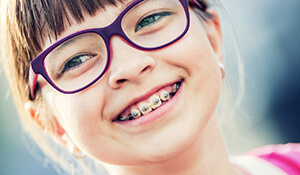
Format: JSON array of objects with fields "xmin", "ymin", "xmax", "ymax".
[{"xmin": 1, "ymin": 0, "xmax": 299, "ymax": 174}]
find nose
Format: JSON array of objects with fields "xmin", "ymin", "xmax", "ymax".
[{"xmin": 108, "ymin": 36, "xmax": 156, "ymax": 89}]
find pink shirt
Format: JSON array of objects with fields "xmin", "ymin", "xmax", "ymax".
[
  {"xmin": 249, "ymin": 143, "xmax": 300, "ymax": 174},
  {"xmin": 231, "ymin": 143, "xmax": 300, "ymax": 175}
]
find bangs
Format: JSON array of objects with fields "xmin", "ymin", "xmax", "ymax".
[{"xmin": 19, "ymin": 0, "xmax": 124, "ymax": 48}]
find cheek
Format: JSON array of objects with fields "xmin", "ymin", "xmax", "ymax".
[
  {"xmin": 181, "ymin": 30, "xmax": 222, "ymax": 117},
  {"xmin": 42, "ymin": 85, "xmax": 109, "ymax": 146},
  {"xmin": 155, "ymin": 14, "xmax": 219, "ymax": 77},
  {"xmin": 160, "ymin": 15, "xmax": 222, "ymax": 127}
]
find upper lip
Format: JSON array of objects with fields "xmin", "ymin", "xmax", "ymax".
[{"xmin": 112, "ymin": 79, "xmax": 182, "ymax": 121}]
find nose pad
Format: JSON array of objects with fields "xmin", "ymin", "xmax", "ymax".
[{"xmin": 108, "ymin": 36, "xmax": 155, "ymax": 89}]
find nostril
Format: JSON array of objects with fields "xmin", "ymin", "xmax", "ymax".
[
  {"xmin": 141, "ymin": 66, "xmax": 150, "ymax": 73},
  {"xmin": 116, "ymin": 79, "xmax": 126, "ymax": 84}
]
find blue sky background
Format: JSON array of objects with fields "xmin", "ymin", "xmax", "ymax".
[{"xmin": 1, "ymin": 0, "xmax": 300, "ymax": 174}]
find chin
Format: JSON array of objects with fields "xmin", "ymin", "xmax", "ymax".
[{"xmin": 140, "ymin": 113, "xmax": 208, "ymax": 163}]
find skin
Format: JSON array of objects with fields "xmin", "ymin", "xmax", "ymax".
[{"xmin": 25, "ymin": 1, "xmax": 245, "ymax": 175}]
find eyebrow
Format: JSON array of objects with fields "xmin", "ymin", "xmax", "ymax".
[{"xmin": 49, "ymin": 35, "xmax": 86, "ymax": 58}]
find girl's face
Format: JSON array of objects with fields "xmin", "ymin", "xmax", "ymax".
[{"xmin": 38, "ymin": 0, "xmax": 222, "ymax": 165}]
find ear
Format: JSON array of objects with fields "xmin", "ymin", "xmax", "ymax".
[
  {"xmin": 24, "ymin": 100, "xmax": 67, "ymax": 146},
  {"xmin": 204, "ymin": 9, "xmax": 223, "ymax": 63}
]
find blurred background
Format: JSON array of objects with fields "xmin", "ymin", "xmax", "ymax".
[{"xmin": 1, "ymin": 0, "xmax": 300, "ymax": 174}]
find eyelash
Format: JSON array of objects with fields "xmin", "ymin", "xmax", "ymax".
[
  {"xmin": 135, "ymin": 11, "xmax": 172, "ymax": 32},
  {"xmin": 61, "ymin": 54, "xmax": 93, "ymax": 74}
]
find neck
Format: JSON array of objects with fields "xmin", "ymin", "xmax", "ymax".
[{"xmin": 105, "ymin": 115, "xmax": 244, "ymax": 175}]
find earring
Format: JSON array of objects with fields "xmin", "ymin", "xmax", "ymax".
[
  {"xmin": 63, "ymin": 134, "xmax": 86, "ymax": 159},
  {"xmin": 72, "ymin": 146, "xmax": 86, "ymax": 159},
  {"xmin": 218, "ymin": 63, "xmax": 226, "ymax": 79}
]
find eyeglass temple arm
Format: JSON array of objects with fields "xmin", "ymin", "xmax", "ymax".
[
  {"xmin": 188, "ymin": 0, "xmax": 207, "ymax": 11},
  {"xmin": 188, "ymin": 0, "xmax": 205, "ymax": 10},
  {"xmin": 29, "ymin": 65, "xmax": 38, "ymax": 100}
]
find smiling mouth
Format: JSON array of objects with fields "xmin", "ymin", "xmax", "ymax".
[{"xmin": 113, "ymin": 81, "xmax": 182, "ymax": 122}]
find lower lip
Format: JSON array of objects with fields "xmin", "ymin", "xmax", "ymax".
[{"xmin": 114, "ymin": 82, "xmax": 183, "ymax": 127}]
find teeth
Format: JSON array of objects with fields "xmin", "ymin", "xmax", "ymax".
[
  {"xmin": 118, "ymin": 82, "xmax": 181, "ymax": 121},
  {"xmin": 139, "ymin": 102, "xmax": 152, "ymax": 115},
  {"xmin": 171, "ymin": 83, "xmax": 180, "ymax": 94},
  {"xmin": 160, "ymin": 90, "xmax": 170, "ymax": 101},
  {"xmin": 119, "ymin": 116, "xmax": 129, "ymax": 121},
  {"xmin": 150, "ymin": 95, "xmax": 162, "ymax": 109},
  {"xmin": 131, "ymin": 109, "xmax": 141, "ymax": 119}
]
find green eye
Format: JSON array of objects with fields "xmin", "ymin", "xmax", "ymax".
[
  {"xmin": 135, "ymin": 11, "xmax": 172, "ymax": 32},
  {"xmin": 66, "ymin": 57, "xmax": 82, "ymax": 69},
  {"xmin": 62, "ymin": 55, "xmax": 91, "ymax": 73}
]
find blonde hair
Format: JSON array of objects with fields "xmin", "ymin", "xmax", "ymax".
[{"xmin": 0, "ymin": 0, "xmax": 243, "ymax": 174}]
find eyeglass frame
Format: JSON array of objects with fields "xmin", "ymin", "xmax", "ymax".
[{"xmin": 28, "ymin": 0, "xmax": 204, "ymax": 100}]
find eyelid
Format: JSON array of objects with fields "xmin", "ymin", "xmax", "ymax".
[
  {"xmin": 135, "ymin": 9, "xmax": 173, "ymax": 31},
  {"xmin": 137, "ymin": 9, "xmax": 170, "ymax": 24},
  {"xmin": 56, "ymin": 53, "xmax": 93, "ymax": 79}
]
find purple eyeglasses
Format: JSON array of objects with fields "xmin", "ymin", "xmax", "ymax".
[{"xmin": 28, "ymin": 0, "xmax": 204, "ymax": 100}]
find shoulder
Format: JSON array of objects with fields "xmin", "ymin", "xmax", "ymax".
[
  {"xmin": 247, "ymin": 143, "xmax": 300, "ymax": 174},
  {"xmin": 231, "ymin": 143, "xmax": 300, "ymax": 175},
  {"xmin": 247, "ymin": 143, "xmax": 300, "ymax": 157}
]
